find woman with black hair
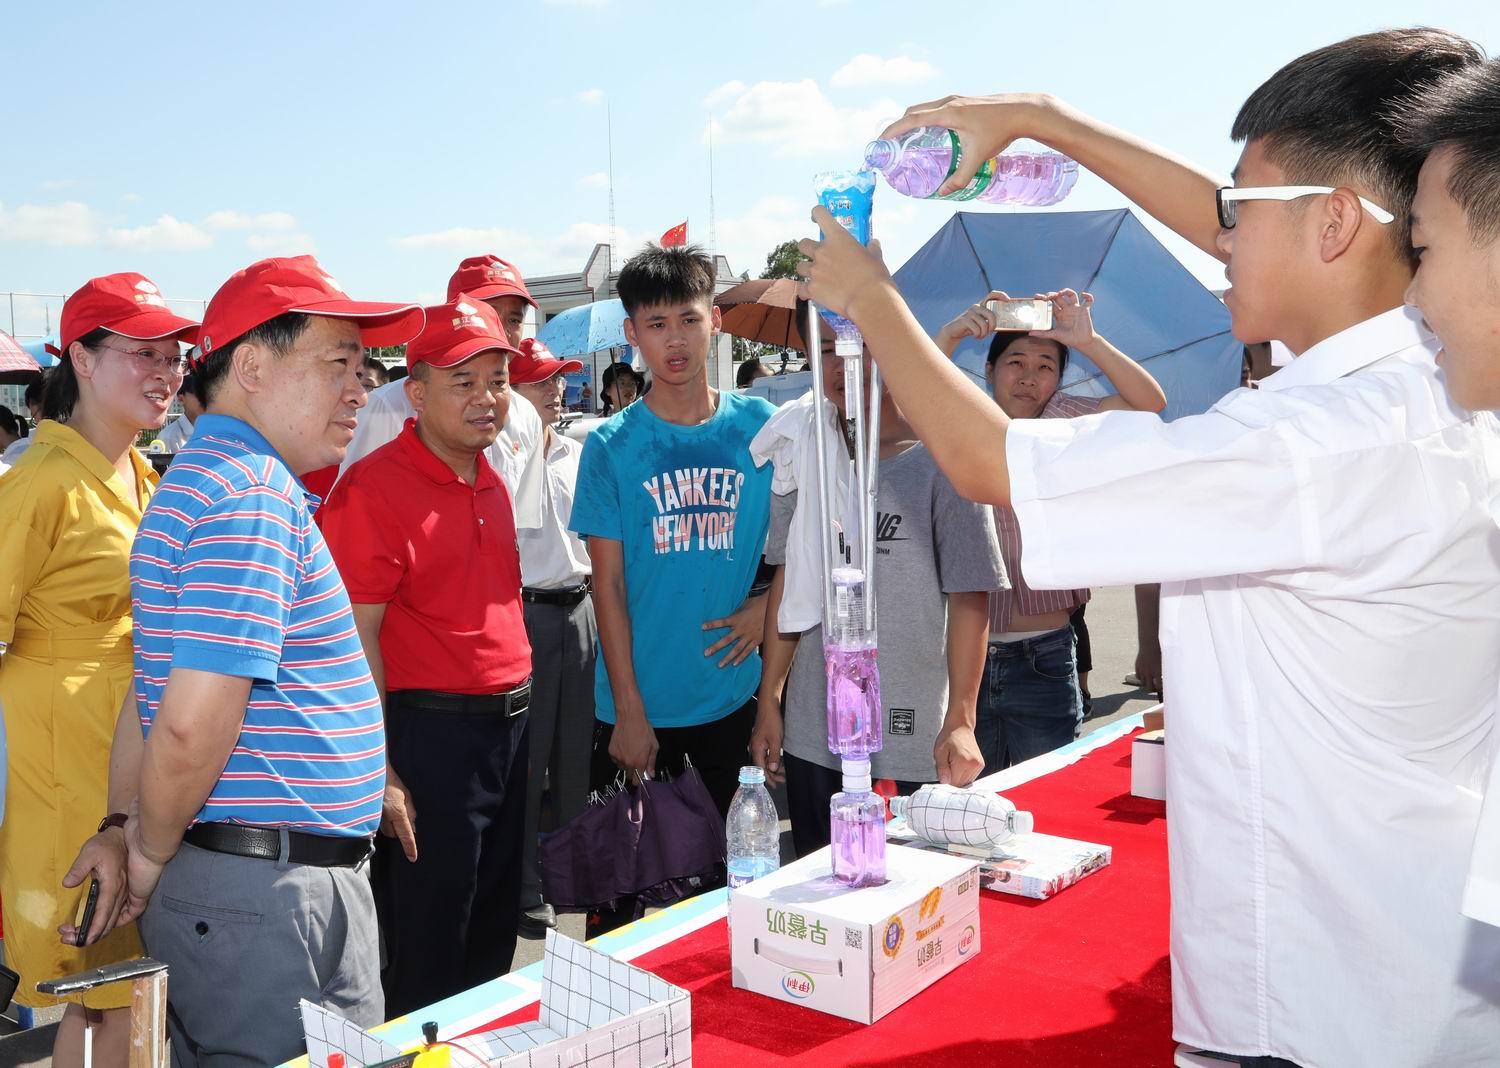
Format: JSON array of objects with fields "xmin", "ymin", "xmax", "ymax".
[
  {"xmin": 598, "ymin": 360, "xmax": 645, "ymax": 416},
  {"xmin": 0, "ymin": 273, "xmax": 197, "ymax": 1068},
  {"xmin": 934, "ymin": 289, "xmax": 1165, "ymax": 772}
]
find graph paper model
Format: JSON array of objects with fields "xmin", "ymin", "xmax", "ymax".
[{"xmin": 301, "ymin": 931, "xmax": 691, "ymax": 1068}]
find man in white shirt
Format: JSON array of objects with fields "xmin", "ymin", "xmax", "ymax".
[
  {"xmin": 507, "ymin": 339, "xmax": 593, "ymax": 936},
  {"xmin": 340, "ymin": 255, "xmax": 544, "ymax": 497},
  {"xmin": 155, "ymin": 373, "xmax": 203, "ymax": 452},
  {"xmin": 1395, "ymin": 58, "xmax": 1500, "ymax": 932},
  {"xmin": 799, "ymin": 29, "xmax": 1500, "ymax": 1068},
  {"xmin": 1, "ymin": 380, "xmax": 44, "ymax": 467}
]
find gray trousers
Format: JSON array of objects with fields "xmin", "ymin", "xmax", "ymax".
[
  {"xmin": 520, "ymin": 594, "xmax": 598, "ymax": 908},
  {"xmin": 139, "ymin": 839, "xmax": 381, "ymax": 1068}
]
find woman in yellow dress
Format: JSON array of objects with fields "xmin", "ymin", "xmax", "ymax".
[{"xmin": 0, "ymin": 273, "xmax": 198, "ymax": 1068}]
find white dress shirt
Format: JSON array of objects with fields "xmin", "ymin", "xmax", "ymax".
[
  {"xmin": 1, "ymin": 436, "xmax": 33, "ymax": 467},
  {"xmin": 156, "ymin": 413, "xmax": 194, "ymax": 452},
  {"xmin": 516, "ymin": 428, "xmax": 591, "ymax": 589},
  {"xmin": 338, "ymin": 379, "xmax": 543, "ymax": 513},
  {"xmin": 1007, "ymin": 306, "xmax": 1500, "ymax": 1066}
]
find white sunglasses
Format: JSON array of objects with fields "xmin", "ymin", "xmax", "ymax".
[{"xmin": 1216, "ymin": 185, "xmax": 1395, "ymax": 229}]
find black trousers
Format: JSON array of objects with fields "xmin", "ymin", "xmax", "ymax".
[
  {"xmin": 586, "ymin": 696, "xmax": 757, "ymax": 934},
  {"xmin": 374, "ymin": 690, "xmax": 530, "ymax": 1017},
  {"xmin": 783, "ymin": 750, "xmax": 923, "ymax": 859}
]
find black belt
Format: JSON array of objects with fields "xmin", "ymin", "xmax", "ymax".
[
  {"xmin": 522, "ymin": 583, "xmax": 590, "ymax": 607},
  {"xmin": 183, "ymin": 823, "xmax": 373, "ymax": 868},
  {"xmin": 389, "ymin": 679, "xmax": 531, "ymax": 716}
]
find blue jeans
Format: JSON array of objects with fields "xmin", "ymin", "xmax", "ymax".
[{"xmin": 974, "ymin": 626, "xmax": 1083, "ymax": 775}]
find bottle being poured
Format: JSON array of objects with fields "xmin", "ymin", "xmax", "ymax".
[{"xmin": 863, "ymin": 125, "xmax": 1079, "ymax": 206}]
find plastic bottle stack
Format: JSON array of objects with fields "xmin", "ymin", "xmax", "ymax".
[
  {"xmin": 830, "ymin": 758, "xmax": 887, "ymax": 888},
  {"xmin": 727, "ymin": 766, "xmax": 781, "ymax": 889},
  {"xmin": 863, "ymin": 126, "xmax": 1079, "ymax": 206}
]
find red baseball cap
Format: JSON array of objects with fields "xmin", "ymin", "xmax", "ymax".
[
  {"xmin": 445, "ymin": 255, "xmax": 536, "ymax": 307},
  {"xmin": 52, "ymin": 273, "xmax": 200, "ymax": 356},
  {"xmin": 196, "ymin": 255, "xmax": 424, "ymax": 362},
  {"xmin": 508, "ymin": 338, "xmax": 583, "ymax": 385},
  {"xmin": 406, "ymin": 294, "xmax": 521, "ymax": 371}
]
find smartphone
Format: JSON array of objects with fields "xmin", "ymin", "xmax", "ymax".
[
  {"xmin": 73, "ymin": 876, "xmax": 100, "ymax": 948},
  {"xmin": 985, "ymin": 298, "xmax": 1053, "ymax": 332}
]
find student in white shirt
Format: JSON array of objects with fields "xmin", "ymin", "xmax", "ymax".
[
  {"xmin": 798, "ymin": 28, "xmax": 1500, "ymax": 1068},
  {"xmin": 154, "ymin": 373, "xmax": 203, "ymax": 452},
  {"xmin": 508, "ymin": 339, "xmax": 594, "ymax": 937},
  {"xmin": 1395, "ymin": 57, "xmax": 1500, "ymax": 931}
]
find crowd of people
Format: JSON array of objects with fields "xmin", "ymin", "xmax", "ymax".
[{"xmin": 0, "ymin": 23, "xmax": 1497, "ymax": 1068}]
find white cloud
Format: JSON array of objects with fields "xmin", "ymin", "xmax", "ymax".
[
  {"xmin": 40, "ymin": 178, "xmax": 79, "ymax": 192},
  {"xmin": 106, "ymin": 214, "xmax": 213, "ymax": 252},
  {"xmin": 830, "ymin": 53, "xmax": 937, "ymax": 88},
  {"xmin": 579, "ymin": 171, "xmax": 609, "ymax": 190},
  {"xmin": 393, "ymin": 220, "xmax": 634, "ymax": 275},
  {"xmin": 704, "ymin": 79, "xmax": 899, "ymax": 157},
  {"xmin": 714, "ymin": 196, "xmax": 810, "ymax": 270},
  {"xmin": 577, "ymin": 88, "xmax": 605, "ymax": 106},
  {"xmin": 204, "ymin": 210, "xmax": 298, "ymax": 231},
  {"xmin": 0, "ymin": 201, "xmax": 101, "ymax": 246},
  {"xmin": 122, "ymin": 192, "xmax": 141, "ymax": 204},
  {"xmin": 246, "ymin": 231, "xmax": 316, "ymax": 255}
]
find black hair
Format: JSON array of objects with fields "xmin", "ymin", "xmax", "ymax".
[
  {"xmin": 23, "ymin": 376, "xmax": 45, "ymax": 411},
  {"xmin": 194, "ymin": 312, "xmax": 313, "ymax": 408},
  {"xmin": 599, "ymin": 361, "xmax": 644, "ymax": 415},
  {"xmin": 1392, "ymin": 56, "xmax": 1500, "ymax": 243},
  {"xmin": 1230, "ymin": 28, "xmax": 1483, "ymax": 261},
  {"xmin": 616, "ymin": 243, "xmax": 716, "ymax": 318},
  {"xmin": 0, "ymin": 405, "xmax": 18, "ymax": 440},
  {"xmin": 41, "ymin": 326, "xmax": 111, "ymax": 422},
  {"xmin": 736, "ymin": 358, "xmax": 766, "ymax": 389},
  {"xmin": 985, "ymin": 331, "xmax": 1068, "ymax": 376},
  {"xmin": 362, "ymin": 354, "xmax": 390, "ymax": 383}
]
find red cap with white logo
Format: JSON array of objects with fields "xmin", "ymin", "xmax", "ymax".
[
  {"xmin": 53, "ymin": 273, "xmax": 200, "ymax": 356},
  {"xmin": 445, "ymin": 255, "xmax": 536, "ymax": 307},
  {"xmin": 195, "ymin": 255, "xmax": 424, "ymax": 363},
  {"xmin": 406, "ymin": 294, "xmax": 521, "ymax": 371},
  {"xmin": 508, "ymin": 338, "xmax": 583, "ymax": 384}
]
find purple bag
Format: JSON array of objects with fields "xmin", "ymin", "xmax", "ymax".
[{"xmin": 539, "ymin": 763, "xmax": 727, "ymax": 916}]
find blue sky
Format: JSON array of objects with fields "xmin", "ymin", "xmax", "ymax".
[{"xmin": 3, "ymin": 0, "xmax": 1497, "ymax": 338}]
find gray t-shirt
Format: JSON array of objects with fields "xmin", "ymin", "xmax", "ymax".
[{"xmin": 766, "ymin": 443, "xmax": 1007, "ymax": 781}]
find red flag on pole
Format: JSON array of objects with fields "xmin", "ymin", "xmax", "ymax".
[{"xmin": 660, "ymin": 221, "xmax": 688, "ymax": 247}]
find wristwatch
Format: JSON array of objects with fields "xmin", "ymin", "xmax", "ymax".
[{"xmin": 98, "ymin": 812, "xmax": 128, "ymax": 833}]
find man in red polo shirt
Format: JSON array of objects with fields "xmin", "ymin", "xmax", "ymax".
[{"xmin": 318, "ymin": 295, "xmax": 532, "ymax": 1015}]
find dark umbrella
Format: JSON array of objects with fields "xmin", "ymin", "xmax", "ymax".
[{"xmin": 714, "ymin": 278, "xmax": 803, "ymax": 350}]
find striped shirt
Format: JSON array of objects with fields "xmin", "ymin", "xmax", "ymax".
[
  {"xmin": 989, "ymin": 391, "xmax": 1102, "ymax": 633},
  {"xmin": 130, "ymin": 414, "xmax": 384, "ymax": 837}
]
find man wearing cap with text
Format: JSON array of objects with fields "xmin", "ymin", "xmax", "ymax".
[
  {"xmin": 339, "ymin": 254, "xmax": 544, "ymax": 494},
  {"xmin": 115, "ymin": 256, "xmax": 423, "ymax": 1066},
  {"xmin": 508, "ymin": 339, "xmax": 593, "ymax": 936},
  {"xmin": 319, "ymin": 297, "xmax": 534, "ymax": 1015}
]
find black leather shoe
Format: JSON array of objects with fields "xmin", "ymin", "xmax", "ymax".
[{"xmin": 519, "ymin": 902, "xmax": 557, "ymax": 937}]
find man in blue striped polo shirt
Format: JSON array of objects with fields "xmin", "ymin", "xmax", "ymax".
[{"xmin": 115, "ymin": 257, "xmax": 423, "ymax": 1067}]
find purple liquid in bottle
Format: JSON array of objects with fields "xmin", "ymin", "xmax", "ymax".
[
  {"xmin": 864, "ymin": 127, "xmax": 1078, "ymax": 207},
  {"xmin": 831, "ymin": 761, "xmax": 887, "ymax": 888},
  {"xmin": 825, "ymin": 644, "xmax": 882, "ymax": 758}
]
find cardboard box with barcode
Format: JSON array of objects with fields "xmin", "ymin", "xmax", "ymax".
[{"xmin": 729, "ymin": 844, "xmax": 980, "ymax": 1024}]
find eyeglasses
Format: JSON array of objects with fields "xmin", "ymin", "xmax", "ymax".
[
  {"xmin": 100, "ymin": 342, "xmax": 191, "ymax": 377},
  {"xmin": 1215, "ymin": 186, "xmax": 1395, "ymax": 230}
]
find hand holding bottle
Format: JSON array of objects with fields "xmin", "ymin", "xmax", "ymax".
[
  {"xmin": 878, "ymin": 93, "xmax": 1058, "ymax": 198},
  {"xmin": 797, "ymin": 206, "xmax": 893, "ymax": 321}
]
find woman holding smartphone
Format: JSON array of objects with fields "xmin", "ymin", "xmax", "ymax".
[
  {"xmin": 0, "ymin": 274, "xmax": 197, "ymax": 1068},
  {"xmin": 935, "ymin": 289, "xmax": 1166, "ymax": 772}
]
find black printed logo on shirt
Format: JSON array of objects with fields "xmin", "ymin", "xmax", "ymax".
[
  {"xmin": 890, "ymin": 708, "xmax": 916, "ymax": 736},
  {"xmin": 875, "ymin": 511, "xmax": 907, "ymax": 555}
]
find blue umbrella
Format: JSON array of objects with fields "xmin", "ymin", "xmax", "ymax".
[
  {"xmin": 537, "ymin": 298, "xmax": 629, "ymax": 357},
  {"xmin": 893, "ymin": 209, "xmax": 1239, "ymax": 421}
]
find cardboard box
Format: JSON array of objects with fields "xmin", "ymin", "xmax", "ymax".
[
  {"xmin": 729, "ymin": 844, "xmax": 980, "ymax": 1024},
  {"xmin": 1131, "ymin": 728, "xmax": 1166, "ymax": 800},
  {"xmin": 887, "ymin": 825, "xmax": 1112, "ymax": 900}
]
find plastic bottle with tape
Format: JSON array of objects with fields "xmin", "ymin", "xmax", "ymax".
[{"xmin": 889, "ymin": 784, "xmax": 1034, "ymax": 849}]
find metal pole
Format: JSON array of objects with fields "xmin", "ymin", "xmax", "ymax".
[
  {"xmin": 862, "ymin": 361, "xmax": 882, "ymax": 631},
  {"xmin": 844, "ymin": 352, "xmax": 867, "ymax": 572},
  {"xmin": 805, "ymin": 303, "xmax": 837, "ymax": 628}
]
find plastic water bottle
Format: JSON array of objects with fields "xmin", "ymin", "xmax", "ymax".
[
  {"xmin": 830, "ymin": 759, "xmax": 887, "ymax": 888},
  {"xmin": 863, "ymin": 126, "xmax": 1079, "ymax": 205},
  {"xmin": 726, "ymin": 766, "xmax": 780, "ymax": 888},
  {"xmin": 825, "ymin": 567, "xmax": 883, "ymax": 758}
]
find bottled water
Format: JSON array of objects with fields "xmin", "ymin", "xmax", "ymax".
[
  {"xmin": 726, "ymin": 766, "xmax": 780, "ymax": 888},
  {"xmin": 831, "ymin": 759, "xmax": 887, "ymax": 888},
  {"xmin": 863, "ymin": 127, "xmax": 1079, "ymax": 205},
  {"xmin": 825, "ymin": 567, "xmax": 882, "ymax": 758}
]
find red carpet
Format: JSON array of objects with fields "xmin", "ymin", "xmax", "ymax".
[{"xmin": 473, "ymin": 731, "xmax": 1171, "ymax": 1066}]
